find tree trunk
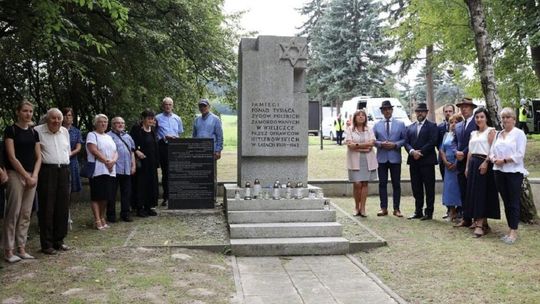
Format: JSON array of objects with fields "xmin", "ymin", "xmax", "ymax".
[
  {"xmin": 531, "ymin": 44, "xmax": 540, "ymax": 82},
  {"xmin": 526, "ymin": 0, "xmax": 540, "ymax": 82},
  {"xmin": 464, "ymin": 0, "xmax": 501, "ymax": 128},
  {"xmin": 425, "ymin": 45, "xmax": 436, "ymax": 122}
]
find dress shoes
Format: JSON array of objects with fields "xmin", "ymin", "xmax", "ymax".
[
  {"xmin": 407, "ymin": 214, "xmax": 423, "ymax": 220},
  {"xmin": 121, "ymin": 216, "xmax": 133, "ymax": 222},
  {"xmin": 393, "ymin": 210, "xmax": 403, "ymax": 217},
  {"xmin": 107, "ymin": 217, "xmax": 117, "ymax": 223},
  {"xmin": 377, "ymin": 209, "xmax": 388, "ymax": 216},
  {"xmin": 420, "ymin": 215, "xmax": 433, "ymax": 221},
  {"xmin": 41, "ymin": 248, "xmax": 57, "ymax": 255},
  {"xmin": 137, "ymin": 210, "xmax": 148, "ymax": 217},
  {"xmin": 146, "ymin": 209, "xmax": 158, "ymax": 216},
  {"xmin": 54, "ymin": 244, "xmax": 70, "ymax": 251}
]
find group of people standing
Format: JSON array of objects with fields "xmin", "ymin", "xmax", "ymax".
[
  {"xmin": 1, "ymin": 97, "xmax": 223, "ymax": 263},
  {"xmin": 345, "ymin": 97, "xmax": 528, "ymax": 244}
]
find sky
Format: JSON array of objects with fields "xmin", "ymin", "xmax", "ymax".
[
  {"xmin": 223, "ymin": 0, "xmax": 308, "ymax": 37},
  {"xmin": 222, "ymin": 0, "xmax": 422, "ymax": 88}
]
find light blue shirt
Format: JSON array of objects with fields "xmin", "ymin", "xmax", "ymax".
[
  {"xmin": 192, "ymin": 113, "xmax": 223, "ymax": 152},
  {"xmin": 107, "ymin": 131, "xmax": 135, "ymax": 175},
  {"xmin": 155, "ymin": 112, "xmax": 184, "ymax": 141}
]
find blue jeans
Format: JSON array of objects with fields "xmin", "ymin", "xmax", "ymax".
[{"xmin": 378, "ymin": 162, "xmax": 401, "ymax": 210}]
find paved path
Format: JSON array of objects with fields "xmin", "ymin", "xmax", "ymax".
[{"xmin": 232, "ymin": 255, "xmax": 406, "ymax": 304}]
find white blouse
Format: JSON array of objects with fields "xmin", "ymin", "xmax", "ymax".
[
  {"xmin": 489, "ymin": 127, "xmax": 528, "ymax": 175},
  {"xmin": 468, "ymin": 127, "xmax": 494, "ymax": 155},
  {"xmin": 86, "ymin": 131, "xmax": 117, "ymax": 177}
]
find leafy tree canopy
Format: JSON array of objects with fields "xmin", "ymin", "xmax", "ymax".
[{"xmin": 0, "ymin": 0, "xmax": 239, "ymax": 133}]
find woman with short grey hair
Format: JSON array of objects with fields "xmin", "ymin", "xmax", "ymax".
[
  {"xmin": 86, "ymin": 114, "xmax": 118, "ymax": 230},
  {"xmin": 489, "ymin": 107, "xmax": 528, "ymax": 244}
]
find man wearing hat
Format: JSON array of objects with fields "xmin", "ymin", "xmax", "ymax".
[
  {"xmin": 404, "ymin": 103, "xmax": 438, "ymax": 220},
  {"xmin": 453, "ymin": 97, "xmax": 477, "ymax": 227},
  {"xmin": 373, "ymin": 100, "xmax": 406, "ymax": 217},
  {"xmin": 193, "ymin": 98, "xmax": 223, "ymax": 160}
]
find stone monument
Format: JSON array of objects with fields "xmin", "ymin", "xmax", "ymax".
[
  {"xmin": 237, "ymin": 35, "xmax": 308, "ymax": 187},
  {"xmin": 225, "ymin": 36, "xmax": 349, "ymax": 256}
]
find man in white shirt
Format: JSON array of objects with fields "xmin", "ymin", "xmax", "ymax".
[{"xmin": 35, "ymin": 108, "xmax": 72, "ymax": 255}]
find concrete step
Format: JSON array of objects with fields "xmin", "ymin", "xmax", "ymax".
[
  {"xmin": 229, "ymin": 222, "xmax": 342, "ymax": 238},
  {"xmin": 227, "ymin": 209, "xmax": 336, "ymax": 224},
  {"xmin": 231, "ymin": 237, "xmax": 349, "ymax": 256},
  {"xmin": 226, "ymin": 198, "xmax": 326, "ymax": 211}
]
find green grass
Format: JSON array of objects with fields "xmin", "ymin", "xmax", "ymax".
[
  {"xmin": 221, "ymin": 114, "xmax": 237, "ymax": 151},
  {"xmin": 0, "ymin": 202, "xmax": 234, "ymax": 303},
  {"xmin": 332, "ymin": 196, "xmax": 540, "ymax": 304}
]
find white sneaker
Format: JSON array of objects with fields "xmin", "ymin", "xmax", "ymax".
[
  {"xmin": 5, "ymin": 255, "xmax": 22, "ymax": 263},
  {"xmin": 17, "ymin": 253, "xmax": 35, "ymax": 259}
]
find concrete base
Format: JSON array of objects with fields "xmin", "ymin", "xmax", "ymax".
[
  {"xmin": 224, "ymin": 183, "xmax": 349, "ymax": 256},
  {"xmin": 231, "ymin": 237, "xmax": 349, "ymax": 256},
  {"xmin": 230, "ymin": 222, "xmax": 342, "ymax": 238},
  {"xmin": 228, "ymin": 209, "xmax": 336, "ymax": 224}
]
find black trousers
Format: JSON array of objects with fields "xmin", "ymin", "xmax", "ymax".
[
  {"xmin": 378, "ymin": 162, "xmax": 401, "ymax": 210},
  {"xmin": 159, "ymin": 141, "xmax": 169, "ymax": 200},
  {"xmin": 494, "ymin": 171, "xmax": 523, "ymax": 230},
  {"xmin": 518, "ymin": 121, "xmax": 529, "ymax": 134},
  {"xmin": 336, "ymin": 131, "xmax": 344, "ymax": 145},
  {"xmin": 107, "ymin": 174, "xmax": 132, "ymax": 220},
  {"xmin": 409, "ymin": 164, "xmax": 435, "ymax": 216},
  {"xmin": 37, "ymin": 165, "xmax": 70, "ymax": 250}
]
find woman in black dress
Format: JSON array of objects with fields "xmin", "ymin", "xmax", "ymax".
[{"xmin": 130, "ymin": 109, "xmax": 159, "ymax": 217}]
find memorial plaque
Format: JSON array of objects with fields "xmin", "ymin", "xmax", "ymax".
[{"xmin": 168, "ymin": 138, "xmax": 215, "ymax": 209}]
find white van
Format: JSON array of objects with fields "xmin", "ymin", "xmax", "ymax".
[
  {"xmin": 321, "ymin": 115, "xmax": 337, "ymax": 140},
  {"xmin": 341, "ymin": 97, "xmax": 412, "ymax": 127}
]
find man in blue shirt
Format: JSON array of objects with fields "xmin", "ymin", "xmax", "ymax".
[
  {"xmin": 155, "ymin": 97, "xmax": 184, "ymax": 206},
  {"xmin": 107, "ymin": 117, "xmax": 136, "ymax": 222},
  {"xmin": 192, "ymin": 98, "xmax": 223, "ymax": 159}
]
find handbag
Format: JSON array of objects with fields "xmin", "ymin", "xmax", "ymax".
[
  {"xmin": 80, "ymin": 132, "xmax": 98, "ymax": 178},
  {"xmin": 80, "ymin": 161, "xmax": 96, "ymax": 178}
]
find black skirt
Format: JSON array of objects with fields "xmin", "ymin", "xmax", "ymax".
[
  {"xmin": 464, "ymin": 156, "xmax": 500, "ymax": 219},
  {"xmin": 90, "ymin": 175, "xmax": 115, "ymax": 201}
]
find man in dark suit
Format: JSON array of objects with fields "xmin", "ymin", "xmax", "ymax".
[
  {"xmin": 437, "ymin": 104, "xmax": 455, "ymax": 219},
  {"xmin": 404, "ymin": 103, "xmax": 439, "ymax": 220},
  {"xmin": 453, "ymin": 97, "xmax": 477, "ymax": 227}
]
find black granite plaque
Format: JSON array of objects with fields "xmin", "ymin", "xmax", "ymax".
[{"xmin": 168, "ymin": 138, "xmax": 215, "ymax": 209}]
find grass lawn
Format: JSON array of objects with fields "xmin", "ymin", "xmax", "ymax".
[
  {"xmin": 333, "ymin": 196, "xmax": 540, "ymax": 304},
  {"xmin": 0, "ymin": 202, "xmax": 234, "ymax": 303}
]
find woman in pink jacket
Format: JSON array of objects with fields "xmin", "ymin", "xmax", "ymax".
[{"xmin": 345, "ymin": 110, "xmax": 378, "ymax": 217}]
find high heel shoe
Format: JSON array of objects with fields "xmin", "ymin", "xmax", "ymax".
[
  {"xmin": 473, "ymin": 225, "xmax": 485, "ymax": 238},
  {"xmin": 101, "ymin": 218, "xmax": 110, "ymax": 229},
  {"xmin": 95, "ymin": 221, "xmax": 105, "ymax": 231}
]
